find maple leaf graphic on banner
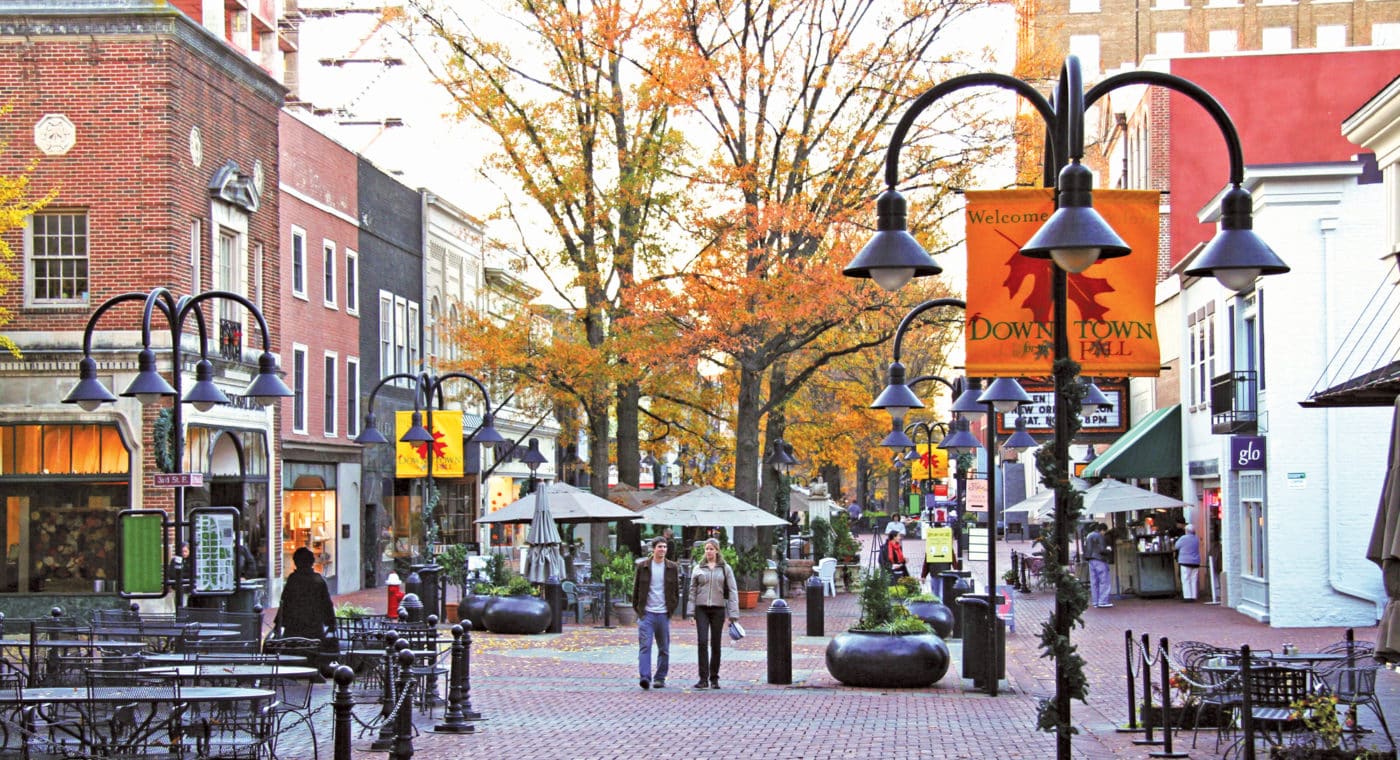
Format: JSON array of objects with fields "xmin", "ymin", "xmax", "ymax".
[
  {"xmin": 995, "ymin": 229, "xmax": 1115, "ymax": 322},
  {"xmin": 414, "ymin": 428, "xmax": 449, "ymax": 462}
]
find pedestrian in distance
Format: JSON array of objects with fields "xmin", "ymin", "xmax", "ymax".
[
  {"xmin": 880, "ymin": 530, "xmax": 909, "ymax": 579},
  {"xmin": 1085, "ymin": 523, "xmax": 1113, "ymax": 608},
  {"xmin": 687, "ymin": 538, "xmax": 739, "ymax": 690},
  {"xmin": 848, "ymin": 501, "xmax": 863, "ymax": 533},
  {"xmin": 167, "ymin": 541, "xmax": 191, "ymax": 591},
  {"xmin": 1174, "ymin": 523, "xmax": 1201, "ymax": 602},
  {"xmin": 633, "ymin": 537, "xmax": 679, "ymax": 690},
  {"xmin": 273, "ymin": 546, "xmax": 336, "ymax": 640}
]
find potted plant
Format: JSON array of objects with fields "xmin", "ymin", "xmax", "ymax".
[
  {"xmin": 731, "ymin": 545, "xmax": 767, "ymax": 609},
  {"xmin": 482, "ymin": 574, "xmax": 552, "ymax": 635},
  {"xmin": 825, "ymin": 568, "xmax": 951, "ymax": 688},
  {"xmin": 439, "ymin": 544, "xmax": 475, "ymax": 624},
  {"xmin": 901, "ymin": 591, "xmax": 955, "ymax": 638},
  {"xmin": 1267, "ymin": 693, "xmax": 1397, "ymax": 759},
  {"xmin": 831, "ymin": 512, "xmax": 861, "ymax": 562},
  {"xmin": 599, "ymin": 548, "xmax": 637, "ymax": 625}
]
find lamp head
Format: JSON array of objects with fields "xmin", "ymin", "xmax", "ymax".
[
  {"xmin": 1003, "ymin": 415, "xmax": 1039, "ymax": 451},
  {"xmin": 64, "ymin": 356, "xmax": 118, "ymax": 412},
  {"xmin": 470, "ymin": 413, "xmax": 507, "ymax": 445},
  {"xmin": 120, "ymin": 348, "xmax": 178, "ymax": 405},
  {"xmin": 399, "ymin": 410, "xmax": 434, "ymax": 444},
  {"xmin": 244, "ymin": 353, "xmax": 295, "ymax": 406},
  {"xmin": 1020, "ymin": 161, "xmax": 1130, "ymax": 273},
  {"xmin": 184, "ymin": 359, "xmax": 230, "ymax": 413},
  {"xmin": 522, "ymin": 438, "xmax": 548, "ymax": 474},
  {"xmin": 938, "ymin": 417, "xmax": 982, "ymax": 455},
  {"xmin": 844, "ymin": 189, "xmax": 942, "ymax": 291},
  {"xmin": 950, "ymin": 378, "xmax": 984, "ymax": 415},
  {"xmin": 1081, "ymin": 379, "xmax": 1112, "ymax": 415},
  {"xmin": 881, "ymin": 419, "xmax": 916, "ymax": 449},
  {"xmin": 870, "ymin": 361, "xmax": 924, "ymax": 427},
  {"xmin": 980, "ymin": 377, "xmax": 1032, "ymax": 414},
  {"xmin": 354, "ymin": 413, "xmax": 390, "ymax": 445},
  {"xmin": 1183, "ymin": 186, "xmax": 1289, "ymax": 291}
]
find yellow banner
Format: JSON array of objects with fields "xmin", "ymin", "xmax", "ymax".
[
  {"xmin": 909, "ymin": 444, "xmax": 948, "ymax": 480},
  {"xmin": 965, "ymin": 189, "xmax": 1161, "ymax": 376},
  {"xmin": 395, "ymin": 410, "xmax": 465, "ymax": 478},
  {"xmin": 925, "ymin": 526, "xmax": 955, "ymax": 564}
]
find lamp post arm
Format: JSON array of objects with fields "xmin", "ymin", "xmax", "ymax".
[
  {"xmin": 364, "ymin": 373, "xmax": 422, "ymax": 416},
  {"xmin": 1085, "ymin": 71, "xmax": 1245, "ymax": 185},
  {"xmin": 906, "ymin": 374, "xmax": 956, "ymax": 395},
  {"xmin": 882, "ymin": 74, "xmax": 1057, "ymax": 188},
  {"xmin": 182, "ymin": 290, "xmax": 278, "ymax": 354},
  {"xmin": 79, "ymin": 292, "xmax": 156, "ymax": 355},
  {"xmin": 172, "ymin": 295, "xmax": 216, "ymax": 364},
  {"xmin": 891, "ymin": 298, "xmax": 966, "ymax": 362},
  {"xmin": 432, "ymin": 371, "xmax": 495, "ymax": 415}
]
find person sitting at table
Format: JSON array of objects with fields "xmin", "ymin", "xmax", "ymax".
[
  {"xmin": 273, "ymin": 547, "xmax": 336, "ymax": 640},
  {"xmin": 167, "ymin": 541, "xmax": 191, "ymax": 590}
]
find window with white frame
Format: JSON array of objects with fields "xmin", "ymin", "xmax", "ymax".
[
  {"xmin": 1373, "ymin": 22, "xmax": 1400, "ymax": 47},
  {"xmin": 448, "ymin": 304, "xmax": 460, "ymax": 361},
  {"xmin": 347, "ymin": 357, "xmax": 360, "ymax": 438},
  {"xmin": 408, "ymin": 301, "xmax": 421, "ymax": 375},
  {"xmin": 1155, "ymin": 31, "xmax": 1185, "ymax": 56},
  {"xmin": 323, "ymin": 241, "xmax": 337, "ymax": 309},
  {"xmin": 1188, "ymin": 308, "xmax": 1215, "ymax": 407},
  {"xmin": 292, "ymin": 344, "xmax": 308, "ymax": 434},
  {"xmin": 291, "ymin": 226, "xmax": 307, "ymax": 299},
  {"xmin": 1316, "ymin": 24, "xmax": 1347, "ymax": 49},
  {"xmin": 215, "ymin": 228, "xmax": 242, "ymax": 329},
  {"xmin": 1261, "ymin": 27, "xmax": 1292, "ymax": 51},
  {"xmin": 428, "ymin": 296, "xmax": 440, "ymax": 366},
  {"xmin": 323, "ymin": 352, "xmax": 338, "ymax": 437},
  {"xmin": 251, "ymin": 243, "xmax": 264, "ymax": 312},
  {"xmin": 379, "ymin": 291, "xmax": 394, "ymax": 380},
  {"xmin": 190, "ymin": 219, "xmax": 202, "ymax": 292},
  {"xmin": 1068, "ymin": 35, "xmax": 1101, "ymax": 79},
  {"xmin": 26, "ymin": 211, "xmax": 89, "ymax": 305},
  {"xmin": 395, "ymin": 297, "xmax": 408, "ymax": 381},
  {"xmin": 1208, "ymin": 29, "xmax": 1238, "ymax": 52},
  {"xmin": 1239, "ymin": 471, "xmax": 1266, "ymax": 578},
  {"xmin": 345, "ymin": 250, "xmax": 359, "ymax": 315}
]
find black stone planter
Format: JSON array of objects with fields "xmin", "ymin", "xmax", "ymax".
[
  {"xmin": 457, "ymin": 594, "xmax": 492, "ymax": 632},
  {"xmin": 903, "ymin": 600, "xmax": 955, "ymax": 638},
  {"xmin": 825, "ymin": 630, "xmax": 951, "ymax": 688},
  {"xmin": 482, "ymin": 594, "xmax": 552, "ymax": 635}
]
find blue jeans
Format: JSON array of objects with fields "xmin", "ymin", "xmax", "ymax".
[
  {"xmin": 1089, "ymin": 559, "xmax": 1112, "ymax": 606},
  {"xmin": 638, "ymin": 610, "xmax": 670, "ymax": 682}
]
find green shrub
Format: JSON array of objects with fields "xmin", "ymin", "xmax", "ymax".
[
  {"xmin": 831, "ymin": 512, "xmax": 861, "ymax": 560},
  {"xmin": 906, "ymin": 592, "xmax": 941, "ymax": 603},
  {"xmin": 504, "ymin": 575, "xmax": 536, "ymax": 597},
  {"xmin": 855, "ymin": 568, "xmax": 894, "ymax": 630},
  {"xmin": 888, "ymin": 585, "xmax": 910, "ymax": 600},
  {"xmin": 485, "ymin": 553, "xmax": 510, "ymax": 587},
  {"xmin": 875, "ymin": 615, "xmax": 933, "ymax": 635},
  {"xmin": 334, "ymin": 602, "xmax": 373, "ymax": 619},
  {"xmin": 896, "ymin": 576, "xmax": 921, "ymax": 595},
  {"xmin": 810, "ymin": 517, "xmax": 833, "ymax": 560},
  {"xmin": 599, "ymin": 548, "xmax": 637, "ymax": 599}
]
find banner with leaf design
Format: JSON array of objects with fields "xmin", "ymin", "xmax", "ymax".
[
  {"xmin": 909, "ymin": 444, "xmax": 949, "ymax": 481},
  {"xmin": 395, "ymin": 410, "xmax": 465, "ymax": 478},
  {"xmin": 964, "ymin": 189, "xmax": 1161, "ymax": 376}
]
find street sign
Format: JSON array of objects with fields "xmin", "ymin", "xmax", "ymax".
[{"xmin": 153, "ymin": 473, "xmax": 204, "ymax": 488}]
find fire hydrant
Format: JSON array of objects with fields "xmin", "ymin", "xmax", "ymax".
[{"xmin": 386, "ymin": 572, "xmax": 404, "ymax": 617}]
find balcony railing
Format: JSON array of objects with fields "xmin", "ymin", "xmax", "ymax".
[
  {"xmin": 1211, "ymin": 370, "xmax": 1257, "ymax": 434},
  {"xmin": 219, "ymin": 318, "xmax": 244, "ymax": 363}
]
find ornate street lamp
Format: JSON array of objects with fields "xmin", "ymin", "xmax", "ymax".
[
  {"xmin": 849, "ymin": 55, "xmax": 1287, "ymax": 756},
  {"xmin": 766, "ymin": 439, "xmax": 798, "ymax": 596},
  {"xmin": 63, "ymin": 288, "xmax": 293, "ymax": 608}
]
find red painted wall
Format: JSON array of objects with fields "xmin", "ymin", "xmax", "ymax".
[
  {"xmin": 1166, "ymin": 49, "xmax": 1400, "ymax": 267},
  {"xmin": 278, "ymin": 113, "xmax": 361, "ymax": 446}
]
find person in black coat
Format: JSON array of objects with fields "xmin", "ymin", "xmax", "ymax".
[{"xmin": 273, "ymin": 547, "xmax": 335, "ymax": 640}]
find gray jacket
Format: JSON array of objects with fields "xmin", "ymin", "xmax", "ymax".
[{"xmin": 688, "ymin": 562, "xmax": 739, "ymax": 619}]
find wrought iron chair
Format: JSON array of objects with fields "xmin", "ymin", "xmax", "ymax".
[
  {"xmin": 1320, "ymin": 663, "xmax": 1394, "ymax": 749},
  {"xmin": 1242, "ymin": 664, "xmax": 1312, "ymax": 749}
]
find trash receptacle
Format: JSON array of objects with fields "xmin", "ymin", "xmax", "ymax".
[
  {"xmin": 956, "ymin": 594, "xmax": 1005, "ymax": 693},
  {"xmin": 411, "ymin": 563, "xmax": 443, "ymax": 622},
  {"xmin": 940, "ymin": 572, "xmax": 974, "ymax": 639}
]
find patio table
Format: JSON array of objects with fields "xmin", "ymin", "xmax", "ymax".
[
  {"xmin": 136, "ymin": 664, "xmax": 319, "ymax": 683},
  {"xmin": 141, "ymin": 652, "xmax": 308, "ymax": 666}
]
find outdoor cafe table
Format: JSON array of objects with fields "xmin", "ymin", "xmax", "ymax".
[
  {"xmin": 141, "ymin": 652, "xmax": 308, "ymax": 666},
  {"xmin": 136, "ymin": 664, "xmax": 320, "ymax": 684},
  {"xmin": 1263, "ymin": 652, "xmax": 1351, "ymax": 666}
]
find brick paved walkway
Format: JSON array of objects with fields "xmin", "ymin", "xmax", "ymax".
[{"xmin": 262, "ymin": 532, "xmax": 1397, "ymax": 759}]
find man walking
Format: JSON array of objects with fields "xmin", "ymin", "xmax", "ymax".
[
  {"xmin": 633, "ymin": 537, "xmax": 679, "ymax": 689},
  {"xmin": 1174, "ymin": 524, "xmax": 1201, "ymax": 602},
  {"xmin": 1085, "ymin": 523, "xmax": 1113, "ymax": 608}
]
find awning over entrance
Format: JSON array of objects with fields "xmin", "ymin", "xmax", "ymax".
[{"xmin": 1081, "ymin": 404, "xmax": 1181, "ymax": 479}]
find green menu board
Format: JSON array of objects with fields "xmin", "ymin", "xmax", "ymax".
[{"xmin": 120, "ymin": 511, "xmax": 165, "ymax": 595}]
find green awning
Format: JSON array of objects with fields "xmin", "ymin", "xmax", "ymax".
[{"xmin": 1081, "ymin": 404, "xmax": 1181, "ymax": 479}]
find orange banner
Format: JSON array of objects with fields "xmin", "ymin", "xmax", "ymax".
[
  {"xmin": 395, "ymin": 410, "xmax": 465, "ymax": 478},
  {"xmin": 910, "ymin": 444, "xmax": 949, "ymax": 481},
  {"xmin": 964, "ymin": 189, "xmax": 1161, "ymax": 376}
]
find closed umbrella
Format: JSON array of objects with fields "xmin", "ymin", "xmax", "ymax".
[
  {"xmin": 523, "ymin": 486, "xmax": 565, "ymax": 584},
  {"xmin": 1366, "ymin": 397, "xmax": 1400, "ymax": 663}
]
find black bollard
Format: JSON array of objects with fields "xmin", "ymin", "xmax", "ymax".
[
  {"xmin": 371, "ymin": 633, "xmax": 402, "ymax": 751},
  {"xmin": 459, "ymin": 620, "xmax": 481, "ymax": 721},
  {"xmin": 332, "ymin": 664, "xmax": 355, "ymax": 760},
  {"xmin": 598, "ymin": 578, "xmax": 614, "ymax": 629},
  {"xmin": 1133, "ymin": 632, "xmax": 1163, "ymax": 746},
  {"xmin": 423, "ymin": 614, "xmax": 444, "ymax": 707},
  {"xmin": 679, "ymin": 566, "xmax": 690, "ymax": 620},
  {"xmin": 766, "ymin": 599, "xmax": 791, "ymax": 685},
  {"xmin": 390, "ymin": 648, "xmax": 416, "ymax": 760},
  {"xmin": 432, "ymin": 624, "xmax": 475, "ymax": 734},
  {"xmin": 1241, "ymin": 644, "xmax": 1256, "ymax": 760},
  {"xmin": 544, "ymin": 576, "xmax": 564, "ymax": 634},
  {"xmin": 1117, "ymin": 629, "xmax": 1141, "ymax": 732},
  {"xmin": 1149, "ymin": 637, "xmax": 1187, "ymax": 758},
  {"xmin": 805, "ymin": 575, "xmax": 824, "ymax": 637}
]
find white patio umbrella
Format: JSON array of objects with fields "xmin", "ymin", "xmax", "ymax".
[
  {"xmin": 633, "ymin": 485, "xmax": 791, "ymax": 532},
  {"xmin": 1079, "ymin": 479, "xmax": 1186, "ymax": 515},
  {"xmin": 477, "ymin": 482, "xmax": 641, "ymax": 525},
  {"xmin": 522, "ymin": 486, "xmax": 565, "ymax": 583},
  {"xmin": 1004, "ymin": 477, "xmax": 1090, "ymax": 522}
]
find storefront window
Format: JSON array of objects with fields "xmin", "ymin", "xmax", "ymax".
[
  {"xmin": 0, "ymin": 423, "xmax": 130, "ymax": 593},
  {"xmin": 284, "ymin": 466, "xmax": 337, "ymax": 580}
]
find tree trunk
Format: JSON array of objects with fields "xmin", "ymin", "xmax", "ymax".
[
  {"xmin": 616, "ymin": 379, "xmax": 640, "ymax": 487},
  {"xmin": 587, "ymin": 397, "xmax": 612, "ymax": 567}
]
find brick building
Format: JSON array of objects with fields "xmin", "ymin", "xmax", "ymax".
[{"xmin": 0, "ymin": 2, "xmax": 285, "ymax": 614}]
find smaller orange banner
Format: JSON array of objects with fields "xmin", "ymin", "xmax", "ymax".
[
  {"xmin": 964, "ymin": 189, "xmax": 1162, "ymax": 376},
  {"xmin": 395, "ymin": 410, "xmax": 465, "ymax": 478},
  {"xmin": 910, "ymin": 444, "xmax": 949, "ymax": 480}
]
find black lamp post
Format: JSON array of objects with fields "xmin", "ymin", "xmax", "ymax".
[
  {"xmin": 901, "ymin": 420, "xmax": 947, "ymax": 519},
  {"xmin": 63, "ymin": 287, "xmax": 293, "ymax": 609},
  {"xmin": 766, "ymin": 438, "xmax": 796, "ymax": 594},
  {"xmin": 847, "ymin": 54, "xmax": 1287, "ymax": 757},
  {"xmin": 355, "ymin": 371, "xmax": 506, "ymax": 557},
  {"xmin": 522, "ymin": 439, "xmax": 549, "ymax": 493}
]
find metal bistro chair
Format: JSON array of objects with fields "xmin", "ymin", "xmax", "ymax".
[
  {"xmin": 1320, "ymin": 663, "xmax": 1394, "ymax": 750},
  {"xmin": 1242, "ymin": 663, "xmax": 1312, "ymax": 750}
]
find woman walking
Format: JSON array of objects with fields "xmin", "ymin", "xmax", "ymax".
[{"xmin": 688, "ymin": 538, "xmax": 739, "ymax": 689}]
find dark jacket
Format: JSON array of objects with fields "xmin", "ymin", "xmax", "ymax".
[
  {"xmin": 274, "ymin": 567, "xmax": 336, "ymax": 639},
  {"xmin": 632, "ymin": 558, "xmax": 680, "ymax": 616}
]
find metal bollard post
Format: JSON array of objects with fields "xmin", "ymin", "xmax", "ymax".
[
  {"xmin": 1241, "ymin": 644, "xmax": 1256, "ymax": 760},
  {"xmin": 766, "ymin": 599, "xmax": 792, "ymax": 685},
  {"xmin": 459, "ymin": 619, "xmax": 481, "ymax": 720},
  {"xmin": 1117, "ymin": 629, "xmax": 1141, "ymax": 732},
  {"xmin": 805, "ymin": 576, "xmax": 824, "ymax": 637},
  {"xmin": 432, "ymin": 624, "xmax": 475, "ymax": 734},
  {"xmin": 1133, "ymin": 632, "xmax": 1163, "ymax": 746},
  {"xmin": 1149, "ymin": 637, "xmax": 1187, "ymax": 758},
  {"xmin": 679, "ymin": 566, "xmax": 690, "ymax": 620},
  {"xmin": 424, "ymin": 614, "xmax": 444, "ymax": 707},
  {"xmin": 390, "ymin": 648, "xmax": 416, "ymax": 760},
  {"xmin": 332, "ymin": 664, "xmax": 355, "ymax": 760},
  {"xmin": 371, "ymin": 634, "xmax": 406, "ymax": 751},
  {"xmin": 544, "ymin": 576, "xmax": 564, "ymax": 634},
  {"xmin": 598, "ymin": 579, "xmax": 614, "ymax": 629}
]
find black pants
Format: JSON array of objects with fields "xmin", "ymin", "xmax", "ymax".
[{"xmin": 695, "ymin": 605, "xmax": 726, "ymax": 682}]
